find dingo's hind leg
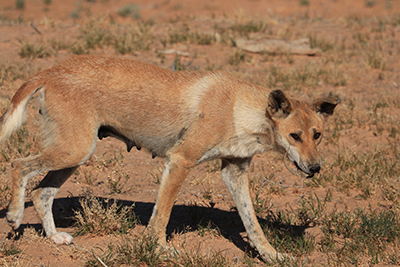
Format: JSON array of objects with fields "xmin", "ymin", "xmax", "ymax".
[
  {"xmin": 7, "ymin": 133, "xmax": 96, "ymax": 243},
  {"xmin": 148, "ymin": 154, "xmax": 195, "ymax": 246},
  {"xmin": 31, "ymin": 167, "xmax": 78, "ymax": 244},
  {"xmin": 7, "ymin": 155, "xmax": 45, "ymax": 230}
]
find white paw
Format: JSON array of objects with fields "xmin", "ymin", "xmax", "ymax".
[
  {"xmin": 261, "ymin": 251, "xmax": 294, "ymax": 263},
  {"xmin": 50, "ymin": 232, "xmax": 73, "ymax": 245},
  {"xmin": 277, "ymin": 252, "xmax": 294, "ymax": 261},
  {"xmin": 6, "ymin": 209, "xmax": 24, "ymax": 229}
]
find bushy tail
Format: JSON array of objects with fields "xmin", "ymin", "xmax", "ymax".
[{"xmin": 0, "ymin": 79, "xmax": 42, "ymax": 143}]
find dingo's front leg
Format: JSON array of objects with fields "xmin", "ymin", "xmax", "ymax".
[{"xmin": 220, "ymin": 157, "xmax": 289, "ymax": 262}]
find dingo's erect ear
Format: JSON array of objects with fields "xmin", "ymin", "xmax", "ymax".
[
  {"xmin": 313, "ymin": 94, "xmax": 340, "ymax": 118},
  {"xmin": 267, "ymin": 89, "xmax": 292, "ymax": 119}
]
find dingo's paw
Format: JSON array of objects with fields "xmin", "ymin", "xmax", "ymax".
[
  {"xmin": 6, "ymin": 209, "xmax": 24, "ymax": 230},
  {"xmin": 50, "ymin": 232, "xmax": 73, "ymax": 245},
  {"xmin": 276, "ymin": 252, "xmax": 295, "ymax": 261},
  {"xmin": 261, "ymin": 251, "xmax": 294, "ymax": 263}
]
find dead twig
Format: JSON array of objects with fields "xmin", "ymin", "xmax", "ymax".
[{"xmin": 30, "ymin": 23, "xmax": 42, "ymax": 35}]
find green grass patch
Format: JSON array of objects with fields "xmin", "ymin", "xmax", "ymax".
[
  {"xmin": 312, "ymin": 148, "xmax": 400, "ymax": 198},
  {"xmin": 117, "ymin": 4, "xmax": 141, "ymax": 19},
  {"xmin": 321, "ymin": 208, "xmax": 400, "ymax": 264}
]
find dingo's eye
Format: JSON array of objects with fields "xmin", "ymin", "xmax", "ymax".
[
  {"xmin": 290, "ymin": 133, "xmax": 301, "ymax": 142},
  {"xmin": 314, "ymin": 132, "xmax": 321, "ymax": 140}
]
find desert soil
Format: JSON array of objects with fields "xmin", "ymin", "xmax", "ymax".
[{"xmin": 0, "ymin": 0, "xmax": 400, "ymax": 266}]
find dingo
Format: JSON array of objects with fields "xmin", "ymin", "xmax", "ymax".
[{"xmin": 0, "ymin": 55, "xmax": 339, "ymax": 262}]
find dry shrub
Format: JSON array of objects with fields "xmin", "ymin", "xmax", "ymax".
[
  {"xmin": 74, "ymin": 196, "xmax": 137, "ymax": 236},
  {"xmin": 168, "ymin": 247, "xmax": 229, "ymax": 266},
  {"xmin": 0, "ymin": 98, "xmax": 9, "ymax": 114},
  {"xmin": 113, "ymin": 21, "xmax": 154, "ymax": 54},
  {"xmin": 87, "ymin": 233, "xmax": 162, "ymax": 267}
]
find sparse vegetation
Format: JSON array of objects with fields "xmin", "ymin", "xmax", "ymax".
[
  {"xmin": 70, "ymin": 9, "xmax": 81, "ymax": 19},
  {"xmin": 310, "ymin": 146, "xmax": 400, "ymax": 201},
  {"xmin": 365, "ymin": 0, "xmax": 376, "ymax": 7},
  {"xmin": 169, "ymin": 29, "xmax": 215, "ymax": 45},
  {"xmin": 299, "ymin": 0, "xmax": 309, "ymax": 6},
  {"xmin": 309, "ymin": 34, "xmax": 336, "ymax": 52},
  {"xmin": 321, "ymin": 208, "xmax": 400, "ymax": 264},
  {"xmin": 365, "ymin": 49, "xmax": 386, "ymax": 70},
  {"xmin": 117, "ymin": 4, "xmax": 141, "ymax": 19},
  {"xmin": 79, "ymin": 18, "xmax": 112, "ymax": 49},
  {"xmin": 228, "ymin": 50, "xmax": 248, "ymax": 66},
  {"xmin": 230, "ymin": 20, "xmax": 266, "ymax": 37},
  {"xmin": 15, "ymin": 0, "xmax": 25, "ymax": 10},
  {"xmin": 74, "ymin": 196, "xmax": 137, "ymax": 236},
  {"xmin": 0, "ymin": 241, "xmax": 22, "ymax": 256},
  {"xmin": 1, "ymin": 127, "xmax": 33, "ymax": 161},
  {"xmin": 114, "ymin": 21, "xmax": 154, "ymax": 54},
  {"xmin": 169, "ymin": 247, "xmax": 229, "ymax": 266},
  {"xmin": 86, "ymin": 234, "xmax": 162, "ymax": 267},
  {"xmin": 18, "ymin": 41, "xmax": 51, "ymax": 59}
]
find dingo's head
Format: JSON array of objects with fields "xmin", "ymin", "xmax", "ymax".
[{"xmin": 267, "ymin": 90, "xmax": 339, "ymax": 177}]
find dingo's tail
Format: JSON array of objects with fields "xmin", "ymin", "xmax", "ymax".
[{"xmin": 0, "ymin": 79, "xmax": 42, "ymax": 143}]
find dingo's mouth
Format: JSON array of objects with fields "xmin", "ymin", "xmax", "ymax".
[
  {"xmin": 283, "ymin": 155, "xmax": 315, "ymax": 178},
  {"xmin": 293, "ymin": 161, "xmax": 315, "ymax": 178}
]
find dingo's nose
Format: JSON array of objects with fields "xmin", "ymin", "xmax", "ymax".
[{"xmin": 309, "ymin": 164, "xmax": 321, "ymax": 174}]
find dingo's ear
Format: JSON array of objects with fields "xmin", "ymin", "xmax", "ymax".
[
  {"xmin": 267, "ymin": 89, "xmax": 292, "ymax": 119},
  {"xmin": 313, "ymin": 94, "xmax": 340, "ymax": 118}
]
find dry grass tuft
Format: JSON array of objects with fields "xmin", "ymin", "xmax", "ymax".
[{"xmin": 74, "ymin": 196, "xmax": 137, "ymax": 236}]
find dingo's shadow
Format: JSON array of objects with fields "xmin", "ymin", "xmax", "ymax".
[{"xmin": 0, "ymin": 196, "xmax": 309, "ymax": 257}]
